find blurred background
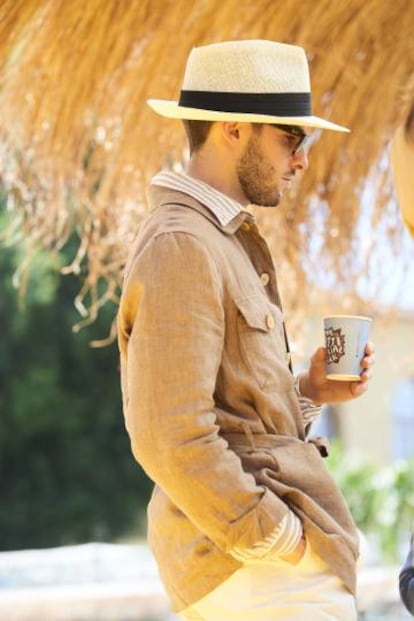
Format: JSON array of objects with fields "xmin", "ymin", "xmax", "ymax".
[{"xmin": 0, "ymin": 0, "xmax": 414, "ymax": 619}]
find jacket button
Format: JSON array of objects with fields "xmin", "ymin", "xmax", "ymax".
[
  {"xmin": 260, "ymin": 272, "xmax": 270, "ymax": 286},
  {"xmin": 265, "ymin": 314, "xmax": 275, "ymax": 330}
]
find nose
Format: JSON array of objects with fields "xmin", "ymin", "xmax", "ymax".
[{"xmin": 291, "ymin": 148, "xmax": 309, "ymax": 171}]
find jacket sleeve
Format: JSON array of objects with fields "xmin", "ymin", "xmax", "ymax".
[
  {"xmin": 400, "ymin": 539, "xmax": 414, "ymax": 615},
  {"xmin": 118, "ymin": 231, "xmax": 290, "ymax": 553}
]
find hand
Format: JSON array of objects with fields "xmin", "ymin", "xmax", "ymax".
[
  {"xmin": 280, "ymin": 535, "xmax": 307, "ymax": 565},
  {"xmin": 298, "ymin": 341, "xmax": 375, "ymax": 405}
]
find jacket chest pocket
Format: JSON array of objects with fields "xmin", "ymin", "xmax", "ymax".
[{"xmin": 235, "ymin": 295, "xmax": 292, "ymax": 392}]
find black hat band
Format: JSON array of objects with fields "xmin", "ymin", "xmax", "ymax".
[{"xmin": 179, "ymin": 90, "xmax": 312, "ymax": 117}]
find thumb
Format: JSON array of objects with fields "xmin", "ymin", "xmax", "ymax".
[
  {"xmin": 311, "ymin": 347, "xmax": 326, "ymax": 365},
  {"xmin": 309, "ymin": 348, "xmax": 327, "ymax": 381}
]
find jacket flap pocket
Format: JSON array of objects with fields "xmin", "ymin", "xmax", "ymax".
[{"xmin": 235, "ymin": 295, "xmax": 279, "ymax": 332}]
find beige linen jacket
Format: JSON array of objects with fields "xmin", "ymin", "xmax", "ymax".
[{"xmin": 118, "ymin": 184, "xmax": 359, "ymax": 612}]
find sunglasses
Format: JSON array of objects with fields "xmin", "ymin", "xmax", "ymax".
[{"xmin": 272, "ymin": 123, "xmax": 310, "ymax": 155}]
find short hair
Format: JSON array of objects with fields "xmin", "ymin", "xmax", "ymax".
[
  {"xmin": 182, "ymin": 120, "xmax": 264, "ymax": 154},
  {"xmin": 182, "ymin": 120, "xmax": 214, "ymax": 154}
]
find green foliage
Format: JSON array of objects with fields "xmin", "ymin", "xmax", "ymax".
[
  {"xmin": 0, "ymin": 206, "xmax": 152, "ymax": 551},
  {"xmin": 327, "ymin": 441, "xmax": 414, "ymax": 562}
]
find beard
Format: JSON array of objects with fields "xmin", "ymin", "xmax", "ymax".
[{"xmin": 236, "ymin": 133, "xmax": 282, "ymax": 207}]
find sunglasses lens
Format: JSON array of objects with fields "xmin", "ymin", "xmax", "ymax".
[
  {"xmin": 293, "ymin": 133, "xmax": 310, "ymax": 154},
  {"xmin": 271, "ymin": 124, "xmax": 310, "ymax": 155}
]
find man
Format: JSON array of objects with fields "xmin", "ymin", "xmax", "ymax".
[
  {"xmin": 118, "ymin": 40, "xmax": 375, "ymax": 620},
  {"xmin": 392, "ymin": 98, "xmax": 414, "ymax": 616},
  {"xmin": 400, "ymin": 533, "xmax": 414, "ymax": 615},
  {"xmin": 391, "ymin": 98, "xmax": 414, "ymax": 236}
]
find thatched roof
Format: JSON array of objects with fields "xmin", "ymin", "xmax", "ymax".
[{"xmin": 0, "ymin": 0, "xmax": 413, "ymax": 340}]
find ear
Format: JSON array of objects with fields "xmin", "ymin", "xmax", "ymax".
[
  {"xmin": 220, "ymin": 122, "xmax": 250, "ymax": 149},
  {"xmin": 223, "ymin": 122, "xmax": 240, "ymax": 142}
]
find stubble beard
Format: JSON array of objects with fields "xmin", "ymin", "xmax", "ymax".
[{"xmin": 236, "ymin": 134, "xmax": 282, "ymax": 208}]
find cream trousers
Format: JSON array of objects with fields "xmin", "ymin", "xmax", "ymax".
[{"xmin": 179, "ymin": 540, "xmax": 357, "ymax": 621}]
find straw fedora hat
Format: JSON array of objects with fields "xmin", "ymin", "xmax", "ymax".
[{"xmin": 148, "ymin": 39, "xmax": 349, "ymax": 132}]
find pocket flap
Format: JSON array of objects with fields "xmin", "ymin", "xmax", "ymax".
[{"xmin": 235, "ymin": 296, "xmax": 279, "ymax": 332}]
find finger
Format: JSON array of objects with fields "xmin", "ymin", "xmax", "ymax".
[
  {"xmin": 361, "ymin": 354, "xmax": 375, "ymax": 369},
  {"xmin": 351, "ymin": 380, "xmax": 369, "ymax": 396},
  {"xmin": 359, "ymin": 369, "xmax": 372, "ymax": 382},
  {"xmin": 364, "ymin": 341, "xmax": 375, "ymax": 355},
  {"xmin": 311, "ymin": 347, "xmax": 326, "ymax": 364}
]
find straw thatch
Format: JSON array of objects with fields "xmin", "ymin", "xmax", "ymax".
[{"xmin": 0, "ymin": 0, "xmax": 413, "ymax": 341}]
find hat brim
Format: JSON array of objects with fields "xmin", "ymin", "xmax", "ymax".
[{"xmin": 147, "ymin": 99, "xmax": 350, "ymax": 133}]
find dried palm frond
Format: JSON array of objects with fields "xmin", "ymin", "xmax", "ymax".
[{"xmin": 0, "ymin": 0, "xmax": 413, "ymax": 342}]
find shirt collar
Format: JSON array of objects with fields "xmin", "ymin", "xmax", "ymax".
[{"xmin": 151, "ymin": 170, "xmax": 248, "ymax": 227}]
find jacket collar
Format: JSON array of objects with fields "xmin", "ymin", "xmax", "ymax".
[{"xmin": 149, "ymin": 174, "xmax": 254, "ymax": 235}]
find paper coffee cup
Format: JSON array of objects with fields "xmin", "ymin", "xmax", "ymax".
[{"xmin": 323, "ymin": 315, "xmax": 372, "ymax": 381}]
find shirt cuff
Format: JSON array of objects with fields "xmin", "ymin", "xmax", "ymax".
[
  {"xmin": 230, "ymin": 510, "xmax": 303, "ymax": 562},
  {"xmin": 294, "ymin": 374, "xmax": 323, "ymax": 426}
]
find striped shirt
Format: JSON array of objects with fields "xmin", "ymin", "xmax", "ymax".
[
  {"xmin": 152, "ymin": 170, "xmax": 322, "ymax": 559},
  {"xmin": 153, "ymin": 170, "xmax": 241, "ymax": 226}
]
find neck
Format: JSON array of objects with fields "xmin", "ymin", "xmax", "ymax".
[{"xmin": 186, "ymin": 151, "xmax": 248, "ymax": 206}]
